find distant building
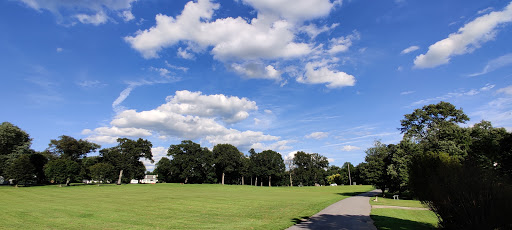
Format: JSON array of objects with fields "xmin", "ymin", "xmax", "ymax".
[
  {"xmin": 138, "ymin": 175, "xmax": 158, "ymax": 184},
  {"xmin": 130, "ymin": 179, "xmax": 139, "ymax": 184}
]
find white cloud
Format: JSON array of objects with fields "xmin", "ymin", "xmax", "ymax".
[
  {"xmin": 85, "ymin": 90, "xmax": 291, "ymax": 152},
  {"xmin": 121, "ymin": 10, "xmax": 135, "ymax": 22},
  {"xmin": 177, "ymin": 47, "xmax": 195, "ymax": 60},
  {"xmin": 472, "ymin": 97, "xmax": 512, "ymax": 129},
  {"xmin": 19, "ymin": 0, "xmax": 136, "ymax": 25},
  {"xmin": 414, "ymin": 2, "xmax": 512, "ymax": 68},
  {"xmin": 469, "ymin": 53, "xmax": 512, "ymax": 76},
  {"xmin": 165, "ymin": 61, "xmax": 189, "ymax": 72},
  {"xmin": 497, "ymin": 85, "xmax": 512, "ymax": 95},
  {"xmin": 341, "ymin": 145, "xmax": 360, "ymax": 151},
  {"xmin": 401, "ymin": 45, "xmax": 419, "ymax": 54},
  {"xmin": 300, "ymin": 23, "xmax": 339, "ymax": 39},
  {"xmin": 149, "ymin": 67, "xmax": 172, "ymax": 77},
  {"xmin": 240, "ymin": 0, "xmax": 341, "ymax": 23},
  {"xmin": 306, "ymin": 132, "xmax": 329, "ymax": 139},
  {"xmin": 297, "ymin": 60, "xmax": 356, "ymax": 88},
  {"xmin": 124, "ymin": 0, "xmax": 312, "ymax": 60},
  {"xmin": 231, "ymin": 63, "xmax": 282, "ymax": 80},
  {"xmin": 75, "ymin": 11, "xmax": 108, "ymax": 25},
  {"xmin": 56, "ymin": 47, "xmax": 63, "ymax": 52},
  {"xmin": 328, "ymin": 31, "xmax": 360, "ymax": 54}
]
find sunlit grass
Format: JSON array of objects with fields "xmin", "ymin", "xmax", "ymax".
[{"xmin": 0, "ymin": 184, "xmax": 373, "ymax": 229}]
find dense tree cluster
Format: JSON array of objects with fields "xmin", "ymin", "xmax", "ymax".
[
  {"xmin": 1, "ymin": 122, "xmax": 358, "ymax": 187},
  {"xmin": 360, "ymin": 102, "xmax": 512, "ymax": 229}
]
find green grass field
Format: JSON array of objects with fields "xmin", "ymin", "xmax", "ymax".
[
  {"xmin": 0, "ymin": 184, "xmax": 373, "ymax": 229},
  {"xmin": 370, "ymin": 197, "xmax": 438, "ymax": 230}
]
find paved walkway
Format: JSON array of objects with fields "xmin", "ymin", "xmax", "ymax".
[{"xmin": 287, "ymin": 189, "xmax": 381, "ymax": 230}]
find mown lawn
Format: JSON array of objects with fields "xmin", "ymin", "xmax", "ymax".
[
  {"xmin": 0, "ymin": 184, "xmax": 373, "ymax": 229},
  {"xmin": 370, "ymin": 197, "xmax": 438, "ymax": 230}
]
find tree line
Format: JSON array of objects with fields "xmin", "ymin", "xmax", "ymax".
[
  {"xmin": 0, "ymin": 122, "xmax": 361, "ymax": 187},
  {"xmin": 358, "ymin": 101, "xmax": 512, "ymax": 229}
]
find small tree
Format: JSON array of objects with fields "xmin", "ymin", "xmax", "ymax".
[
  {"xmin": 89, "ymin": 163, "xmax": 115, "ymax": 184},
  {"xmin": 6, "ymin": 154, "xmax": 35, "ymax": 186},
  {"xmin": 45, "ymin": 158, "xmax": 80, "ymax": 186}
]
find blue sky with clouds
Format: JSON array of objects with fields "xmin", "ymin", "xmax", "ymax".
[{"xmin": 2, "ymin": 0, "xmax": 512, "ymax": 171}]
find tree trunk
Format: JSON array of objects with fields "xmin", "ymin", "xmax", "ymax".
[
  {"xmin": 222, "ymin": 172, "xmax": 225, "ymax": 185},
  {"xmin": 268, "ymin": 175, "xmax": 271, "ymax": 187},
  {"xmin": 185, "ymin": 177, "xmax": 188, "ymax": 184},
  {"xmin": 261, "ymin": 181, "xmax": 263, "ymax": 186},
  {"xmin": 348, "ymin": 164, "xmax": 352, "ymax": 185},
  {"xmin": 242, "ymin": 176, "xmax": 244, "ymax": 185},
  {"xmin": 289, "ymin": 172, "xmax": 293, "ymax": 187},
  {"xmin": 255, "ymin": 176, "xmax": 258, "ymax": 186},
  {"xmin": 117, "ymin": 170, "xmax": 123, "ymax": 185},
  {"xmin": 251, "ymin": 176, "xmax": 253, "ymax": 186},
  {"xmin": 66, "ymin": 178, "xmax": 71, "ymax": 186}
]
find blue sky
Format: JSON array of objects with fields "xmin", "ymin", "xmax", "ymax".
[{"xmin": 2, "ymin": 0, "xmax": 512, "ymax": 171}]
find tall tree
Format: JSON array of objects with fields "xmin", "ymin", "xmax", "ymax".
[
  {"xmin": 363, "ymin": 141, "xmax": 389, "ymax": 195},
  {"xmin": 293, "ymin": 151, "xmax": 329, "ymax": 186},
  {"xmin": 44, "ymin": 158, "xmax": 80, "ymax": 186},
  {"xmin": 258, "ymin": 150, "xmax": 285, "ymax": 187},
  {"xmin": 6, "ymin": 154, "xmax": 35, "ymax": 186},
  {"xmin": 0, "ymin": 122, "xmax": 31, "ymax": 156},
  {"xmin": 167, "ymin": 140, "xmax": 215, "ymax": 184},
  {"xmin": 0, "ymin": 122, "xmax": 33, "ymax": 178},
  {"xmin": 154, "ymin": 157, "xmax": 173, "ymax": 183},
  {"xmin": 47, "ymin": 135, "xmax": 100, "ymax": 161},
  {"xmin": 101, "ymin": 138, "xmax": 153, "ymax": 184},
  {"xmin": 213, "ymin": 143, "xmax": 242, "ymax": 185}
]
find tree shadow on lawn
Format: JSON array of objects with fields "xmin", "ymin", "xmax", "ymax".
[
  {"xmin": 289, "ymin": 214, "xmax": 436, "ymax": 230},
  {"xmin": 289, "ymin": 214, "xmax": 375, "ymax": 229},
  {"xmin": 371, "ymin": 215, "xmax": 436, "ymax": 230},
  {"xmin": 337, "ymin": 190, "xmax": 381, "ymax": 197}
]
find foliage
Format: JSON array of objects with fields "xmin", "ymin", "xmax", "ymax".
[
  {"xmin": 89, "ymin": 162, "xmax": 115, "ymax": 183},
  {"xmin": 293, "ymin": 151, "xmax": 329, "ymax": 186},
  {"xmin": 0, "ymin": 183, "xmax": 374, "ymax": 229},
  {"xmin": 30, "ymin": 152, "xmax": 49, "ymax": 184},
  {"xmin": 167, "ymin": 140, "xmax": 216, "ymax": 184},
  {"xmin": 212, "ymin": 143, "xmax": 242, "ymax": 185},
  {"xmin": 47, "ymin": 135, "xmax": 100, "ymax": 161},
  {"xmin": 154, "ymin": 157, "xmax": 172, "ymax": 183},
  {"xmin": 44, "ymin": 158, "xmax": 80, "ymax": 185},
  {"xmin": 326, "ymin": 173, "xmax": 343, "ymax": 185},
  {"xmin": 100, "ymin": 138, "xmax": 153, "ymax": 184},
  {"xmin": 0, "ymin": 122, "xmax": 31, "ymax": 156},
  {"xmin": 6, "ymin": 154, "xmax": 35, "ymax": 185}
]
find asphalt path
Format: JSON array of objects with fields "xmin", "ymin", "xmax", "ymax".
[{"xmin": 286, "ymin": 189, "xmax": 382, "ymax": 230}]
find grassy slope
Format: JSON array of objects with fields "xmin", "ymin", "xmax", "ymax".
[
  {"xmin": 370, "ymin": 197, "xmax": 438, "ymax": 230},
  {"xmin": 0, "ymin": 184, "xmax": 373, "ymax": 229}
]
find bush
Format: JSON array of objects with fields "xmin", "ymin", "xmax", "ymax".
[{"xmin": 410, "ymin": 152, "xmax": 512, "ymax": 230}]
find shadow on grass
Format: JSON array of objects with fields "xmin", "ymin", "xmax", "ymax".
[
  {"xmin": 371, "ymin": 215, "xmax": 436, "ymax": 230},
  {"xmin": 289, "ymin": 214, "xmax": 374, "ymax": 229},
  {"xmin": 291, "ymin": 216, "xmax": 311, "ymax": 224},
  {"xmin": 338, "ymin": 190, "xmax": 381, "ymax": 197}
]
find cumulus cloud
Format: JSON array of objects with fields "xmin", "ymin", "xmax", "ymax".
[
  {"xmin": 18, "ymin": 0, "xmax": 136, "ymax": 25},
  {"xmin": 341, "ymin": 145, "xmax": 360, "ymax": 151},
  {"xmin": 297, "ymin": 60, "xmax": 356, "ymax": 88},
  {"xmin": 401, "ymin": 45, "xmax": 419, "ymax": 54},
  {"xmin": 306, "ymin": 132, "xmax": 329, "ymax": 139},
  {"xmin": 414, "ymin": 2, "xmax": 512, "ymax": 68},
  {"xmin": 469, "ymin": 53, "xmax": 512, "ymax": 76},
  {"xmin": 240, "ymin": 0, "xmax": 341, "ymax": 23},
  {"xmin": 84, "ymin": 90, "xmax": 289, "ymax": 151},
  {"xmin": 124, "ymin": 0, "xmax": 312, "ymax": 60},
  {"xmin": 300, "ymin": 23, "xmax": 339, "ymax": 39}
]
